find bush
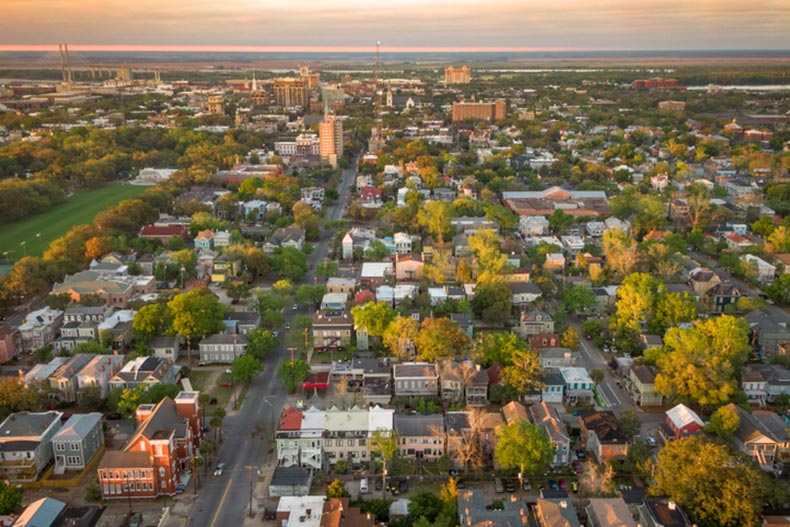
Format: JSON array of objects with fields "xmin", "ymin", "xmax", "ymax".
[{"xmin": 334, "ymin": 459, "xmax": 350, "ymax": 474}]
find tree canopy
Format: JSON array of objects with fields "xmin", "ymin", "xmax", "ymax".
[{"xmin": 494, "ymin": 419, "xmax": 554, "ymax": 478}]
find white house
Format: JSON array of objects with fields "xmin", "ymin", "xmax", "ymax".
[
  {"xmin": 741, "ymin": 254, "xmax": 777, "ymax": 284},
  {"xmin": 393, "ymin": 232, "xmax": 413, "ymax": 255},
  {"xmin": 585, "ymin": 221, "xmax": 606, "ymax": 237},
  {"xmin": 520, "ymin": 216, "xmax": 550, "ymax": 237}
]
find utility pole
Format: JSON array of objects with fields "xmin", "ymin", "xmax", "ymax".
[{"xmin": 245, "ymin": 465, "xmax": 259, "ymax": 517}]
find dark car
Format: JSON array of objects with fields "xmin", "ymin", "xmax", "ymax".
[
  {"xmin": 375, "ymin": 478, "xmax": 383, "ymax": 491},
  {"xmin": 572, "ymin": 461, "xmax": 584, "ymax": 473},
  {"xmin": 504, "ymin": 479, "xmax": 516, "ymax": 492},
  {"xmin": 549, "ymin": 480, "xmax": 559, "ymax": 491},
  {"xmin": 398, "ymin": 479, "xmax": 408, "ymax": 494},
  {"xmin": 456, "ymin": 479, "xmax": 466, "ymax": 489},
  {"xmin": 264, "ymin": 509, "xmax": 277, "ymax": 520},
  {"xmin": 106, "ymin": 412, "xmax": 122, "ymax": 420},
  {"xmin": 209, "ymin": 397, "xmax": 218, "ymax": 405},
  {"xmin": 576, "ymin": 450, "xmax": 586, "ymax": 460}
]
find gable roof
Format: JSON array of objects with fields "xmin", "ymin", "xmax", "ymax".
[
  {"xmin": 665, "ymin": 404, "xmax": 703, "ymax": 429},
  {"xmin": 51, "ymin": 413, "xmax": 102, "ymax": 442}
]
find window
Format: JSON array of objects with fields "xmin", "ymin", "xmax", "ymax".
[
  {"xmin": 336, "ymin": 439, "xmax": 343, "ymax": 447},
  {"xmin": 347, "ymin": 440, "xmax": 355, "ymax": 447},
  {"xmin": 103, "ymin": 484, "xmax": 110, "ymax": 495},
  {"xmin": 67, "ymin": 456, "xmax": 81, "ymax": 465},
  {"xmin": 55, "ymin": 443, "xmax": 66, "ymax": 451},
  {"xmin": 159, "ymin": 467, "xmax": 165, "ymax": 477},
  {"xmin": 70, "ymin": 441, "xmax": 81, "ymax": 451}
]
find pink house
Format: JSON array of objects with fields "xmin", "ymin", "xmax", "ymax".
[{"xmin": 395, "ymin": 255, "xmax": 424, "ymax": 282}]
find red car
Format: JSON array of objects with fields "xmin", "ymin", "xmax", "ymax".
[
  {"xmin": 572, "ymin": 461, "xmax": 584, "ymax": 473},
  {"xmin": 219, "ymin": 381, "xmax": 233, "ymax": 387},
  {"xmin": 558, "ymin": 480, "xmax": 568, "ymax": 491}
]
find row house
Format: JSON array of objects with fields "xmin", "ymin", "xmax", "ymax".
[
  {"xmin": 529, "ymin": 402, "xmax": 571, "ymax": 466},
  {"xmin": 560, "ymin": 367, "xmax": 595, "ymax": 405},
  {"xmin": 439, "ymin": 360, "xmax": 489, "ymax": 406},
  {"xmin": 109, "ymin": 356, "xmax": 180, "ymax": 391},
  {"xmin": 0, "ymin": 411, "xmax": 63, "ymax": 482},
  {"xmin": 19, "ymin": 307, "xmax": 63, "ymax": 353},
  {"xmin": 276, "ymin": 406, "xmax": 326, "ymax": 470},
  {"xmin": 394, "ymin": 414, "xmax": 445, "ymax": 461},
  {"xmin": 342, "ymin": 228, "xmax": 377, "ymax": 260},
  {"xmin": 98, "ymin": 391, "xmax": 202, "ymax": 499},
  {"xmin": 63, "ymin": 305, "xmax": 110, "ymax": 324},
  {"xmin": 394, "ymin": 362, "xmax": 439, "ymax": 399},
  {"xmin": 741, "ymin": 364, "xmax": 790, "ymax": 405},
  {"xmin": 53, "ymin": 319, "xmax": 99, "ymax": 352},
  {"xmin": 326, "ymin": 277, "xmax": 356, "ymax": 298},
  {"xmin": 263, "ymin": 226, "xmax": 306, "ymax": 256},
  {"xmin": 198, "ymin": 333, "xmax": 249, "ymax": 364},
  {"xmin": 514, "ymin": 310, "xmax": 555, "ymax": 338},
  {"xmin": 77, "ymin": 354, "xmax": 126, "ymax": 399},
  {"xmin": 538, "ymin": 347, "xmax": 575, "ymax": 371},
  {"xmin": 48, "ymin": 353, "xmax": 95, "ymax": 403},
  {"xmin": 0, "ymin": 325, "xmax": 22, "ymax": 364},
  {"xmin": 628, "ymin": 365, "xmax": 664, "ymax": 406},
  {"xmin": 313, "ymin": 311, "xmax": 354, "ymax": 350}
]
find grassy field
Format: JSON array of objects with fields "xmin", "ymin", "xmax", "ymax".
[{"xmin": 0, "ymin": 183, "xmax": 147, "ymax": 259}]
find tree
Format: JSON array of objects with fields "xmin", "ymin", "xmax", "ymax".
[
  {"xmin": 0, "ymin": 480, "xmax": 23, "ymax": 514},
  {"xmin": 767, "ymin": 274, "xmax": 790, "ymax": 305},
  {"xmin": 468, "ymin": 228, "xmax": 507, "ymax": 275},
  {"xmin": 471, "ymin": 277, "xmax": 512, "ymax": 324},
  {"xmin": 612, "ymin": 273, "xmax": 665, "ymax": 333},
  {"xmin": 548, "ymin": 209, "xmax": 575, "ymax": 234},
  {"xmin": 561, "ymin": 284, "xmax": 597, "ymax": 315},
  {"xmin": 117, "ymin": 386, "xmax": 145, "ymax": 419},
  {"xmin": 618, "ymin": 408, "xmax": 641, "ymax": 440},
  {"xmin": 315, "ymin": 260, "xmax": 338, "ymax": 279},
  {"xmin": 501, "ymin": 349, "xmax": 542, "ymax": 395},
  {"xmin": 168, "ymin": 288, "xmax": 226, "ymax": 361},
  {"xmin": 579, "ymin": 461, "xmax": 615, "ymax": 497},
  {"xmin": 602, "ymin": 227, "xmax": 639, "ymax": 277},
  {"xmin": 272, "ymin": 247, "xmax": 308, "ymax": 281},
  {"xmin": 370, "ymin": 428, "xmax": 398, "ymax": 497},
  {"xmin": 199, "ymin": 440, "xmax": 218, "ymax": 473},
  {"xmin": 383, "ymin": 316, "xmax": 420, "ymax": 359},
  {"xmin": 364, "ymin": 240, "xmax": 390, "ymax": 260},
  {"xmin": 295, "ymin": 284, "xmax": 326, "ymax": 309},
  {"xmin": 652, "ymin": 436, "xmax": 766, "ymax": 527},
  {"xmin": 654, "ymin": 316, "xmax": 751, "ymax": 409},
  {"xmin": 686, "ymin": 184, "xmax": 720, "ymax": 231},
  {"xmin": 768, "ymin": 225, "xmax": 790, "ymax": 254},
  {"xmin": 243, "ymin": 247, "xmax": 270, "ymax": 278},
  {"xmin": 561, "ymin": 327, "xmax": 580, "ymax": 351},
  {"xmin": 475, "ymin": 332, "xmax": 525, "ymax": 367},
  {"xmin": 590, "ymin": 368, "xmax": 605, "ymax": 385},
  {"xmin": 133, "ymin": 302, "xmax": 172, "ymax": 342},
  {"xmin": 705, "ymin": 404, "xmax": 741, "ymax": 440},
  {"xmin": 225, "ymin": 280, "xmax": 252, "ymax": 303},
  {"xmin": 231, "ymin": 355, "xmax": 263, "ymax": 387},
  {"xmin": 494, "ymin": 419, "xmax": 554, "ymax": 479},
  {"xmin": 292, "ymin": 201, "xmax": 320, "ymax": 239},
  {"xmin": 414, "ymin": 317, "xmax": 470, "ymax": 361},
  {"xmin": 247, "ymin": 328, "xmax": 278, "ymax": 359},
  {"xmin": 352, "ymin": 301, "xmax": 396, "ymax": 338},
  {"xmin": 277, "ymin": 359, "xmax": 310, "ymax": 393},
  {"xmin": 326, "ymin": 479, "xmax": 350, "ymax": 498},
  {"xmin": 651, "ymin": 291, "xmax": 697, "ymax": 334},
  {"xmin": 417, "ymin": 200, "xmax": 454, "ymax": 242}
]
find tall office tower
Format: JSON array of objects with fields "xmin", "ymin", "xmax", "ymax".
[
  {"xmin": 445, "ymin": 65, "xmax": 471, "ymax": 84},
  {"xmin": 273, "ymin": 78, "xmax": 308, "ymax": 107},
  {"xmin": 319, "ymin": 114, "xmax": 343, "ymax": 167}
]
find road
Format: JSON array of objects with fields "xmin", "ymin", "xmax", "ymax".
[{"xmin": 189, "ymin": 159, "xmax": 357, "ymax": 527}]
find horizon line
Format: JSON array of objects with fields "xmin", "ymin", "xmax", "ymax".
[{"xmin": 1, "ymin": 44, "xmax": 789, "ymax": 54}]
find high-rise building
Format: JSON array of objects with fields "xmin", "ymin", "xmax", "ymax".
[
  {"xmin": 207, "ymin": 95, "xmax": 225, "ymax": 115},
  {"xmin": 451, "ymin": 100, "xmax": 506, "ymax": 122},
  {"xmin": 319, "ymin": 115, "xmax": 343, "ymax": 167},
  {"xmin": 274, "ymin": 78, "xmax": 308, "ymax": 107},
  {"xmin": 299, "ymin": 66, "xmax": 320, "ymax": 89},
  {"xmin": 445, "ymin": 65, "xmax": 471, "ymax": 84}
]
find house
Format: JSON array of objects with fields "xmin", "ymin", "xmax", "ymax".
[
  {"xmin": 394, "ymin": 413, "xmax": 445, "ymax": 460},
  {"xmin": 138, "ymin": 224, "xmax": 187, "ymax": 246},
  {"xmin": 213, "ymin": 230, "xmax": 232, "ymax": 248},
  {"xmin": 98, "ymin": 392, "xmax": 203, "ymax": 499},
  {"xmin": 725, "ymin": 232, "xmax": 754, "ymax": 251},
  {"xmin": 223, "ymin": 311, "xmax": 261, "ymax": 335},
  {"xmin": 341, "ymin": 228, "xmax": 377, "ymax": 260},
  {"xmin": 544, "ymin": 253, "xmax": 566, "ymax": 271},
  {"xmin": 428, "ymin": 287, "xmax": 448, "ymax": 306},
  {"xmin": 741, "ymin": 254, "xmax": 777, "ymax": 284},
  {"xmin": 108, "ymin": 356, "xmax": 179, "ymax": 390},
  {"xmin": 22, "ymin": 357, "xmax": 69, "ymax": 388},
  {"xmin": 688, "ymin": 268, "xmax": 721, "ymax": 297},
  {"xmin": 452, "ymin": 233, "xmax": 471, "ymax": 257},
  {"xmin": 326, "ymin": 277, "xmax": 356, "ymax": 298},
  {"xmin": 18, "ymin": 307, "xmax": 63, "ymax": 353},
  {"xmin": 198, "ymin": 333, "xmax": 249, "ymax": 364},
  {"xmin": 323, "ymin": 406, "xmax": 372, "ymax": 468},
  {"xmin": 263, "ymin": 226, "xmax": 305, "ymax": 255},
  {"xmin": 534, "ymin": 498, "xmax": 581, "ymax": 527},
  {"xmin": 542, "ymin": 372, "xmax": 566, "ymax": 404},
  {"xmin": 638, "ymin": 499, "xmax": 691, "ymax": 527},
  {"xmin": 51, "ymin": 269, "xmax": 155, "ymax": 308},
  {"xmin": 48, "ymin": 353, "xmax": 95, "ymax": 403},
  {"xmin": 502, "ymin": 401, "xmax": 529, "ymax": 425},
  {"xmin": 510, "ymin": 282, "xmax": 543, "ymax": 306},
  {"xmin": 320, "ymin": 498, "xmax": 375, "ymax": 527},
  {"xmin": 210, "ymin": 255, "xmax": 240, "ymax": 283},
  {"xmin": 375, "ymin": 283, "xmax": 419, "ymax": 307},
  {"xmin": 725, "ymin": 403, "xmax": 788, "ymax": 472},
  {"xmin": 561, "ymin": 236, "xmax": 585, "ymax": 256},
  {"xmin": 585, "ymin": 221, "xmax": 606, "ymax": 237},
  {"xmin": 629, "ymin": 365, "xmax": 663, "ymax": 406},
  {"xmin": 705, "ymin": 282, "xmax": 741, "ymax": 313},
  {"xmin": 745, "ymin": 363, "xmax": 790, "ymax": 403},
  {"xmin": 150, "ymin": 336, "xmax": 181, "ymax": 360},
  {"xmin": 530, "ymin": 333, "xmax": 561, "ymax": 349},
  {"xmin": 320, "ymin": 293, "xmax": 348, "ymax": 312},
  {"xmin": 560, "ymin": 367, "xmax": 595, "ymax": 405},
  {"xmin": 0, "ymin": 411, "xmax": 62, "ymax": 482},
  {"xmin": 312, "ymin": 311, "xmax": 354, "ymax": 350},
  {"xmin": 586, "ymin": 498, "xmax": 637, "ymax": 527},
  {"xmin": 268, "ymin": 468, "xmax": 314, "ymax": 498},
  {"xmin": 301, "ymin": 187, "xmax": 325, "ymax": 209},
  {"xmin": 520, "ymin": 215, "xmax": 550, "ymax": 237},
  {"xmin": 458, "ymin": 490, "xmax": 531, "ymax": 527},
  {"xmin": 539, "ymin": 347, "xmax": 575, "ymax": 371},
  {"xmin": 529, "ymin": 402, "xmax": 571, "ymax": 466},
  {"xmin": 744, "ymin": 310, "xmax": 790, "ymax": 357},
  {"xmin": 445, "ymin": 412, "xmax": 473, "ymax": 468},
  {"xmin": 0, "ymin": 325, "xmax": 22, "ymax": 363},
  {"xmin": 450, "ymin": 313, "xmax": 473, "ymax": 340},
  {"xmin": 451, "ymin": 216, "xmax": 499, "ymax": 233},
  {"xmin": 9, "ymin": 497, "xmax": 68, "ymax": 527},
  {"xmin": 579, "ymin": 411, "xmax": 629, "ymax": 463},
  {"xmin": 466, "ymin": 368, "xmax": 489, "ymax": 406},
  {"xmin": 360, "ymin": 262, "xmax": 393, "ymax": 288},
  {"xmin": 742, "ymin": 366, "xmax": 769, "ymax": 406},
  {"xmin": 194, "ymin": 229, "xmax": 215, "ymax": 250},
  {"xmin": 395, "ymin": 254, "xmax": 424, "ymax": 281},
  {"xmin": 516, "ymin": 311, "xmax": 555, "ymax": 337},
  {"xmin": 276, "ymin": 407, "xmax": 304, "ymax": 468},
  {"xmin": 275, "ymin": 406, "xmax": 326, "ymax": 470},
  {"xmin": 664, "ymin": 404, "xmax": 704, "ymax": 440},
  {"xmin": 393, "ymin": 232, "xmax": 413, "ymax": 254},
  {"xmin": 77, "ymin": 354, "xmax": 125, "ymax": 400},
  {"xmin": 394, "ymin": 362, "xmax": 439, "ymax": 398},
  {"xmin": 51, "ymin": 413, "xmax": 104, "ymax": 474}
]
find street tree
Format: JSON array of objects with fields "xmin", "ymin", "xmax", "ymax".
[
  {"xmin": 231, "ymin": 355, "xmax": 263, "ymax": 387},
  {"xmin": 561, "ymin": 327, "xmax": 580, "ymax": 351},
  {"xmin": 369, "ymin": 428, "xmax": 398, "ymax": 497},
  {"xmin": 277, "ymin": 359, "xmax": 310, "ymax": 393},
  {"xmin": 225, "ymin": 280, "xmax": 252, "ymax": 303},
  {"xmin": 501, "ymin": 349, "xmax": 542, "ymax": 395},
  {"xmin": 414, "ymin": 317, "xmax": 471, "ymax": 361},
  {"xmin": 133, "ymin": 302, "xmax": 172, "ymax": 342},
  {"xmin": 272, "ymin": 247, "xmax": 308, "ymax": 281},
  {"xmin": 590, "ymin": 368, "xmax": 605, "ymax": 385},
  {"xmin": 295, "ymin": 284, "xmax": 326, "ymax": 309},
  {"xmin": 494, "ymin": 419, "xmax": 554, "ymax": 479},
  {"xmin": 561, "ymin": 284, "xmax": 597, "ymax": 315},
  {"xmin": 247, "ymin": 328, "xmax": 278, "ymax": 359},
  {"xmin": 653, "ymin": 316, "xmax": 751, "ymax": 409},
  {"xmin": 351, "ymin": 301, "xmax": 396, "ymax": 338},
  {"xmin": 767, "ymin": 274, "xmax": 790, "ymax": 305},
  {"xmin": 382, "ymin": 315, "xmax": 420, "ymax": 359},
  {"xmin": 617, "ymin": 408, "xmax": 641, "ymax": 440},
  {"xmin": 168, "ymin": 288, "xmax": 226, "ymax": 361},
  {"xmin": 315, "ymin": 260, "xmax": 338, "ymax": 279},
  {"xmin": 652, "ymin": 436, "xmax": 766, "ymax": 527},
  {"xmin": 199, "ymin": 440, "xmax": 218, "ymax": 473}
]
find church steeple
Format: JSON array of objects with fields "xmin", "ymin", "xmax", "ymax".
[{"xmin": 251, "ymin": 71, "xmax": 258, "ymax": 92}]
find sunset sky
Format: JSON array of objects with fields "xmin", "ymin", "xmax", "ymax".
[{"xmin": 2, "ymin": 0, "xmax": 789, "ymax": 51}]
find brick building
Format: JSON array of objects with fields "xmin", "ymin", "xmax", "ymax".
[{"xmin": 451, "ymin": 101, "xmax": 506, "ymax": 122}]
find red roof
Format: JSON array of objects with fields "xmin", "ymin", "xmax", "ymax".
[
  {"xmin": 726, "ymin": 232, "xmax": 749, "ymax": 243},
  {"xmin": 140, "ymin": 225, "xmax": 186, "ymax": 237},
  {"xmin": 487, "ymin": 363, "xmax": 504, "ymax": 385},
  {"xmin": 278, "ymin": 406, "xmax": 303, "ymax": 430},
  {"xmin": 360, "ymin": 187, "xmax": 382, "ymax": 198}
]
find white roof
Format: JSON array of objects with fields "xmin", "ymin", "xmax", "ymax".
[
  {"xmin": 276, "ymin": 496, "xmax": 325, "ymax": 527},
  {"xmin": 19, "ymin": 307, "xmax": 62, "ymax": 331},
  {"xmin": 666, "ymin": 404, "xmax": 703, "ymax": 429},
  {"xmin": 98, "ymin": 309, "xmax": 136, "ymax": 330},
  {"xmin": 428, "ymin": 287, "xmax": 447, "ymax": 298},
  {"xmin": 324, "ymin": 406, "xmax": 369, "ymax": 432},
  {"xmin": 327, "ymin": 277, "xmax": 355, "ymax": 287},
  {"xmin": 368, "ymin": 405, "xmax": 394, "ymax": 434},
  {"xmin": 301, "ymin": 406, "xmax": 326, "ymax": 437},
  {"xmin": 361, "ymin": 262, "xmax": 393, "ymax": 278},
  {"xmin": 559, "ymin": 367, "xmax": 593, "ymax": 384},
  {"xmin": 321, "ymin": 292, "xmax": 348, "ymax": 304}
]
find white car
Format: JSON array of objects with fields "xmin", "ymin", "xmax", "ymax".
[
  {"xmin": 213, "ymin": 463, "xmax": 226, "ymax": 476},
  {"xmin": 645, "ymin": 437, "xmax": 657, "ymax": 447}
]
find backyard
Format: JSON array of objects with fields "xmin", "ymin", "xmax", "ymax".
[{"xmin": 0, "ymin": 183, "xmax": 147, "ymax": 259}]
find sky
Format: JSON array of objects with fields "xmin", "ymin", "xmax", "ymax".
[{"xmin": 1, "ymin": 0, "xmax": 789, "ymax": 52}]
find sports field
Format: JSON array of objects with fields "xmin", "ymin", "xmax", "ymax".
[{"xmin": 0, "ymin": 183, "xmax": 147, "ymax": 259}]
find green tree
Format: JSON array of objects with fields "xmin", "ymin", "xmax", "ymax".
[
  {"xmin": 617, "ymin": 408, "xmax": 641, "ymax": 440},
  {"xmin": 364, "ymin": 240, "xmax": 390, "ymax": 260},
  {"xmin": 705, "ymin": 404, "xmax": 741, "ymax": 440},
  {"xmin": 242, "ymin": 247, "xmax": 270, "ymax": 278},
  {"xmin": 168, "ymin": 288, "xmax": 226, "ymax": 361},
  {"xmin": 654, "ymin": 316, "xmax": 751, "ymax": 409},
  {"xmin": 316, "ymin": 260, "xmax": 338, "ymax": 279},
  {"xmin": 414, "ymin": 317, "xmax": 470, "ymax": 362},
  {"xmin": 326, "ymin": 479, "xmax": 350, "ymax": 498},
  {"xmin": 548, "ymin": 209, "xmax": 575, "ymax": 234},
  {"xmin": 225, "ymin": 280, "xmax": 251, "ymax": 303},
  {"xmin": 0, "ymin": 479, "xmax": 23, "ymax": 514},
  {"xmin": 561, "ymin": 284, "xmax": 597, "ymax": 315},
  {"xmin": 295, "ymin": 284, "xmax": 327, "ymax": 309},
  {"xmin": 247, "ymin": 328, "xmax": 278, "ymax": 359},
  {"xmin": 501, "ymin": 349, "xmax": 542, "ymax": 395},
  {"xmin": 272, "ymin": 247, "xmax": 308, "ymax": 281},
  {"xmin": 117, "ymin": 386, "xmax": 145, "ymax": 419},
  {"xmin": 277, "ymin": 359, "xmax": 310, "ymax": 393},
  {"xmin": 767, "ymin": 274, "xmax": 790, "ymax": 304},
  {"xmin": 470, "ymin": 277, "xmax": 512, "ymax": 324},
  {"xmin": 651, "ymin": 291, "xmax": 698, "ymax": 334},
  {"xmin": 652, "ymin": 436, "xmax": 766, "ymax": 527},
  {"xmin": 231, "ymin": 355, "xmax": 263, "ymax": 387},
  {"xmin": 590, "ymin": 368, "xmax": 605, "ymax": 385},
  {"xmin": 352, "ymin": 301, "xmax": 396, "ymax": 338},
  {"xmin": 199, "ymin": 440, "xmax": 218, "ymax": 472},
  {"xmin": 475, "ymin": 332, "xmax": 526, "ymax": 367},
  {"xmin": 494, "ymin": 419, "xmax": 554, "ymax": 478}
]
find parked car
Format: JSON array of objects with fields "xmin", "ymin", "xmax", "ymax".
[
  {"xmin": 572, "ymin": 461, "xmax": 584, "ymax": 473},
  {"xmin": 264, "ymin": 509, "xmax": 277, "ymax": 520},
  {"xmin": 495, "ymin": 479, "xmax": 505, "ymax": 493},
  {"xmin": 504, "ymin": 479, "xmax": 516, "ymax": 492},
  {"xmin": 375, "ymin": 478, "xmax": 383, "ymax": 491},
  {"xmin": 398, "ymin": 479, "xmax": 408, "ymax": 494},
  {"xmin": 521, "ymin": 479, "xmax": 532, "ymax": 491},
  {"xmin": 549, "ymin": 480, "xmax": 559, "ymax": 491},
  {"xmin": 129, "ymin": 514, "xmax": 143, "ymax": 527},
  {"xmin": 456, "ymin": 479, "xmax": 466, "ymax": 489},
  {"xmin": 219, "ymin": 381, "xmax": 233, "ymax": 387},
  {"xmin": 571, "ymin": 481, "xmax": 579, "ymax": 493},
  {"xmin": 576, "ymin": 450, "xmax": 586, "ymax": 460},
  {"xmin": 559, "ymin": 480, "xmax": 568, "ymax": 491},
  {"xmin": 213, "ymin": 463, "xmax": 226, "ymax": 476},
  {"xmin": 106, "ymin": 412, "xmax": 122, "ymax": 420},
  {"xmin": 645, "ymin": 436, "xmax": 657, "ymax": 447},
  {"xmin": 284, "ymin": 322, "xmax": 291, "ymax": 330},
  {"xmin": 360, "ymin": 478, "xmax": 369, "ymax": 494}
]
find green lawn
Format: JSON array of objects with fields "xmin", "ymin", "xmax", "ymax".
[{"xmin": 0, "ymin": 183, "xmax": 147, "ymax": 259}]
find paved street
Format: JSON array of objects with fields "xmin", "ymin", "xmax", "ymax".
[{"xmin": 186, "ymin": 159, "xmax": 358, "ymax": 527}]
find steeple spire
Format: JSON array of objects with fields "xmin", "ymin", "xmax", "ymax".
[{"xmin": 251, "ymin": 71, "xmax": 258, "ymax": 92}]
